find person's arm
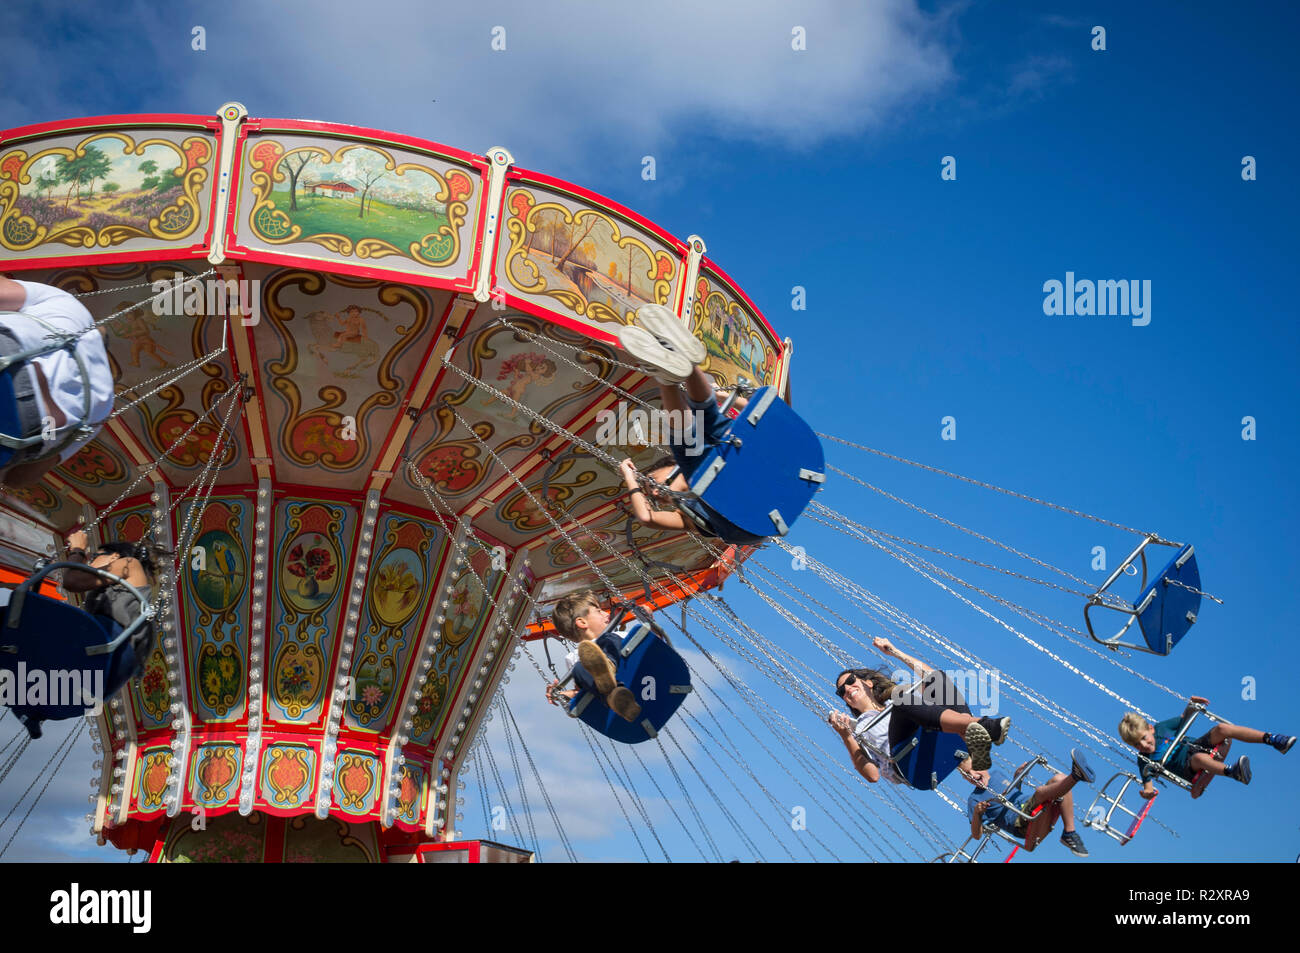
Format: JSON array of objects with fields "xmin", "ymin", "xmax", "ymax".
[
  {"xmin": 620, "ymin": 459, "xmax": 688, "ymax": 531},
  {"xmin": 59, "ymin": 530, "xmax": 102, "ymax": 592},
  {"xmin": 0, "ymin": 277, "xmax": 28, "ymax": 311},
  {"xmin": 830, "ymin": 711, "xmax": 879, "ymax": 783},
  {"xmin": 970, "ymin": 801, "xmax": 988, "ymax": 839},
  {"xmin": 873, "ymin": 636, "xmax": 931, "ymax": 678},
  {"xmin": 1183, "ymin": 695, "xmax": 1209, "ymax": 721}
]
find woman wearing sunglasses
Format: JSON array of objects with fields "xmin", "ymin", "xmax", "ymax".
[{"xmin": 828, "ymin": 637, "xmax": 1012, "ymax": 783}]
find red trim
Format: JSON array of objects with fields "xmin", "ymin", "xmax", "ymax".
[
  {"xmin": 504, "ymin": 166, "xmax": 689, "ymax": 255},
  {"xmin": 1, "ymin": 113, "xmax": 218, "ymax": 142},
  {"xmin": 244, "ymin": 117, "xmax": 489, "ymax": 170},
  {"xmin": 366, "ymin": 293, "xmax": 463, "ymax": 485},
  {"xmin": 1125, "ymin": 790, "xmax": 1156, "ymax": 841}
]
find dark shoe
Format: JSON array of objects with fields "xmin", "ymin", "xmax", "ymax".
[
  {"xmin": 1060, "ymin": 830, "xmax": 1090, "ymax": 857},
  {"xmin": 608, "ymin": 685, "xmax": 642, "ymax": 722},
  {"xmin": 1270, "ymin": 734, "xmax": 1296, "ymax": 754},
  {"xmin": 578, "ymin": 641, "xmax": 617, "ymax": 696},
  {"xmin": 964, "ymin": 723, "xmax": 993, "ymax": 771},
  {"xmin": 1230, "ymin": 756, "xmax": 1251, "ymax": 785},
  {"xmin": 1070, "ymin": 748, "xmax": 1096, "ymax": 784},
  {"xmin": 980, "ymin": 716, "xmax": 1011, "ymax": 745}
]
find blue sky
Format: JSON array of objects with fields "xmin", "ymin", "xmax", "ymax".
[{"xmin": 3, "ymin": 0, "xmax": 1298, "ymax": 862}]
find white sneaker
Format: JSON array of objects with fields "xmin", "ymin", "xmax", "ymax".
[
  {"xmin": 617, "ymin": 324, "xmax": 692, "ymax": 383},
  {"xmin": 634, "ymin": 304, "xmax": 707, "ymax": 366}
]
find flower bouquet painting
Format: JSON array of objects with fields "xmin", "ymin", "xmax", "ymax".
[{"xmin": 284, "ymin": 533, "xmax": 338, "ymax": 608}]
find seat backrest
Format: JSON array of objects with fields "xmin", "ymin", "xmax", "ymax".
[
  {"xmin": 568, "ymin": 622, "xmax": 691, "ymax": 744},
  {"xmin": 1, "ymin": 594, "xmax": 122, "ymax": 722},
  {"xmin": 1135, "ymin": 544, "xmax": 1201, "ymax": 655},
  {"xmin": 0, "ymin": 362, "xmax": 22, "ymax": 465},
  {"xmin": 891, "ymin": 726, "xmax": 965, "ymax": 791},
  {"xmin": 687, "ymin": 387, "xmax": 824, "ymax": 539}
]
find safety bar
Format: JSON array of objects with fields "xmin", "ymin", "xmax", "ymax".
[
  {"xmin": 1084, "ymin": 535, "xmax": 1183, "ymax": 654},
  {"xmin": 3, "ymin": 560, "xmax": 154, "ymax": 657}
]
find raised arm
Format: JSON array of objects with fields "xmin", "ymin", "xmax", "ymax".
[{"xmin": 873, "ymin": 637, "xmax": 931, "ymax": 678}]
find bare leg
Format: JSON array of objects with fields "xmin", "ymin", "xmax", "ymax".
[
  {"xmin": 658, "ymin": 382, "xmax": 688, "ymax": 416},
  {"xmin": 1028, "ymin": 771, "xmax": 1079, "ymax": 807},
  {"xmin": 938, "ymin": 710, "xmax": 979, "ymax": 734},
  {"xmin": 1023, "ymin": 803, "xmax": 1061, "ymax": 850},
  {"xmin": 683, "ymin": 367, "xmax": 713, "ymax": 404},
  {"xmin": 1188, "ymin": 752, "xmax": 1227, "ymax": 776},
  {"xmin": 1206, "ymin": 723, "xmax": 1265, "ymax": 746}
]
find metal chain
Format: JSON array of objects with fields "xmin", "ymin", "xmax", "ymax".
[
  {"xmin": 625, "ymin": 742, "xmax": 710, "ymax": 861},
  {"xmin": 818, "ymin": 433, "xmax": 1155, "ymax": 537},
  {"xmin": 578, "ymin": 723, "xmax": 652, "ymax": 862}
]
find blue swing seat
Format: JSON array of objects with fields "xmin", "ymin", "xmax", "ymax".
[
  {"xmin": 1, "ymin": 564, "xmax": 148, "ymax": 735},
  {"xmin": 687, "ymin": 386, "xmax": 825, "ymax": 539},
  {"xmin": 855, "ymin": 706, "xmax": 965, "ymax": 791},
  {"xmin": 567, "ymin": 621, "xmax": 692, "ymax": 744},
  {"xmin": 0, "ymin": 359, "xmax": 24, "ymax": 468},
  {"xmin": 1133, "ymin": 544, "xmax": 1201, "ymax": 656},
  {"xmin": 890, "ymin": 725, "xmax": 965, "ymax": 791}
]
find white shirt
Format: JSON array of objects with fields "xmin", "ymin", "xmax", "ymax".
[
  {"xmin": 853, "ymin": 708, "xmax": 903, "ymax": 784},
  {"xmin": 7, "ymin": 280, "xmax": 114, "ymax": 461},
  {"xmin": 563, "ymin": 624, "xmax": 634, "ymax": 672}
]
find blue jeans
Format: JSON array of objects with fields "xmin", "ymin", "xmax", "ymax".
[{"xmin": 670, "ymin": 387, "xmax": 732, "ymax": 482}]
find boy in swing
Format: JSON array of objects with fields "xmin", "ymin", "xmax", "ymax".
[
  {"xmin": 960, "ymin": 748, "xmax": 1096, "ymax": 857},
  {"xmin": 0, "ymin": 277, "xmax": 114, "ymax": 487},
  {"xmin": 1118, "ymin": 696, "xmax": 1294, "ymax": 796},
  {"xmin": 544, "ymin": 590, "xmax": 642, "ymax": 722},
  {"xmin": 616, "ymin": 304, "xmax": 765, "ymax": 547}
]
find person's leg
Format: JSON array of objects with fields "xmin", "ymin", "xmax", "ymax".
[
  {"xmin": 1188, "ymin": 751, "xmax": 1228, "ymax": 777},
  {"xmin": 1023, "ymin": 804, "xmax": 1058, "ymax": 851},
  {"xmin": 683, "ymin": 367, "xmax": 714, "ymax": 404},
  {"xmin": 1206, "ymin": 723, "xmax": 1276, "ymax": 746},
  {"xmin": 658, "ymin": 382, "xmax": 688, "ymax": 416},
  {"xmin": 1027, "ymin": 771, "xmax": 1078, "ymax": 808}
]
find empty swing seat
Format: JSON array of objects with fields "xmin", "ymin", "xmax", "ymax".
[
  {"xmin": 686, "ymin": 386, "xmax": 825, "ymax": 539},
  {"xmin": 568, "ymin": 621, "xmax": 692, "ymax": 745},
  {"xmin": 1086, "ymin": 538, "xmax": 1203, "ymax": 656},
  {"xmin": 1133, "ymin": 544, "xmax": 1202, "ymax": 655}
]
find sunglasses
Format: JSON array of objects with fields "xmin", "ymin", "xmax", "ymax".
[{"xmin": 836, "ymin": 674, "xmax": 861, "ymax": 698}]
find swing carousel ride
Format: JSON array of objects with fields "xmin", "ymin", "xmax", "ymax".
[
  {"xmin": 0, "ymin": 103, "xmax": 1222, "ymax": 864},
  {"xmin": 0, "ymin": 102, "xmax": 792, "ymax": 862}
]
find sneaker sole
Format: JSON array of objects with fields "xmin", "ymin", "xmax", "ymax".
[
  {"xmin": 578, "ymin": 642, "xmax": 618, "ymax": 696},
  {"xmin": 965, "ymin": 723, "xmax": 993, "ymax": 770},
  {"xmin": 635, "ymin": 304, "xmax": 707, "ymax": 366},
  {"xmin": 1235, "ymin": 757, "xmax": 1252, "ymax": 785},
  {"xmin": 1070, "ymin": 748, "xmax": 1097, "ymax": 784},
  {"xmin": 617, "ymin": 325, "xmax": 691, "ymax": 382},
  {"xmin": 609, "ymin": 686, "xmax": 642, "ymax": 722},
  {"xmin": 1279, "ymin": 736, "xmax": 1296, "ymax": 754}
]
